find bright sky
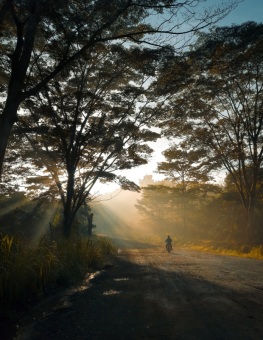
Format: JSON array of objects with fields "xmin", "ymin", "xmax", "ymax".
[
  {"xmin": 214, "ymin": 0, "xmax": 263, "ymax": 26},
  {"xmin": 96, "ymin": 0, "xmax": 263, "ymax": 194}
]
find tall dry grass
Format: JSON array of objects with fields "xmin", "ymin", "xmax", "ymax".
[
  {"xmin": 179, "ymin": 239, "xmax": 263, "ymax": 259},
  {"xmin": 0, "ymin": 233, "xmax": 116, "ymax": 306}
]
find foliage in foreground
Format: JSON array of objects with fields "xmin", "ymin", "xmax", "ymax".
[{"xmin": 0, "ymin": 233, "xmax": 116, "ymax": 306}]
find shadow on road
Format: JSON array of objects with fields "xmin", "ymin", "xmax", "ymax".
[{"xmin": 14, "ymin": 247, "xmax": 263, "ymax": 340}]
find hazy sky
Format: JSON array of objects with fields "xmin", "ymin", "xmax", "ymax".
[
  {"xmin": 213, "ymin": 0, "xmax": 263, "ymax": 26},
  {"xmin": 97, "ymin": 0, "xmax": 263, "ymax": 194}
]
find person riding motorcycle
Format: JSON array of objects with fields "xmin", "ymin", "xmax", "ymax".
[{"xmin": 165, "ymin": 235, "xmax": 172, "ymax": 252}]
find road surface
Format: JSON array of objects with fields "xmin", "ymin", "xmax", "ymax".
[{"xmin": 15, "ymin": 240, "xmax": 263, "ymax": 339}]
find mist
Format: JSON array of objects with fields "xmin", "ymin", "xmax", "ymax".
[{"xmin": 91, "ymin": 189, "xmax": 171, "ymax": 244}]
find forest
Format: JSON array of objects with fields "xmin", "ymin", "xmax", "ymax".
[{"xmin": 0, "ymin": 0, "xmax": 263, "ymax": 308}]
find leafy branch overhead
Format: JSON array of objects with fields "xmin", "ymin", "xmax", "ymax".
[{"xmin": 0, "ymin": 0, "xmax": 239, "ymax": 179}]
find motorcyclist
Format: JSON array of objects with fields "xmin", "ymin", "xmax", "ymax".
[{"xmin": 165, "ymin": 235, "xmax": 172, "ymax": 252}]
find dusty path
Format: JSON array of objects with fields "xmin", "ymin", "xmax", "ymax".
[{"xmin": 15, "ymin": 240, "xmax": 263, "ymax": 339}]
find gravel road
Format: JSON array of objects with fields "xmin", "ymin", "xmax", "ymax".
[{"xmin": 15, "ymin": 240, "xmax": 263, "ymax": 340}]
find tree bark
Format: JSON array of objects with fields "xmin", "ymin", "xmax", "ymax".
[
  {"xmin": 0, "ymin": 0, "xmax": 10, "ymax": 24},
  {"xmin": 63, "ymin": 208, "xmax": 73, "ymax": 239},
  {"xmin": 62, "ymin": 171, "xmax": 76, "ymax": 238},
  {"xmin": 0, "ymin": 0, "xmax": 44, "ymax": 180},
  {"xmin": 87, "ymin": 213, "xmax": 94, "ymax": 237},
  {"xmin": 245, "ymin": 202, "xmax": 257, "ymax": 242},
  {"xmin": 0, "ymin": 100, "xmax": 21, "ymax": 180}
]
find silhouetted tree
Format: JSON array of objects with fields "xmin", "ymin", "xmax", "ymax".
[
  {"xmin": 0, "ymin": 0, "xmax": 238, "ymax": 179},
  {"xmin": 157, "ymin": 144, "xmax": 211, "ymax": 234},
  {"xmin": 158, "ymin": 22, "xmax": 263, "ymax": 240},
  {"xmin": 11, "ymin": 43, "xmax": 161, "ymax": 237},
  {"xmin": 136, "ymin": 181, "xmax": 222, "ymax": 238}
]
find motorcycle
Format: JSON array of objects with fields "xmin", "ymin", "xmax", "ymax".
[{"xmin": 166, "ymin": 243, "xmax": 172, "ymax": 253}]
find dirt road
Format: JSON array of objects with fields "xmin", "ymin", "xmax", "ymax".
[{"xmin": 15, "ymin": 240, "xmax": 263, "ymax": 339}]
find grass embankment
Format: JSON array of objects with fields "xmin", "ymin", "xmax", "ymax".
[
  {"xmin": 0, "ymin": 233, "xmax": 116, "ymax": 307},
  {"xmin": 179, "ymin": 239, "xmax": 263, "ymax": 260}
]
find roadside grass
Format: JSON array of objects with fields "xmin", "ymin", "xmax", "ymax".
[
  {"xmin": 0, "ymin": 233, "xmax": 116, "ymax": 306},
  {"xmin": 179, "ymin": 239, "xmax": 263, "ymax": 260}
]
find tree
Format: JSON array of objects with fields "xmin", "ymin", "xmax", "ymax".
[
  {"xmin": 136, "ymin": 180, "xmax": 222, "ymax": 239},
  {"xmin": 158, "ymin": 22, "xmax": 263, "ymax": 240},
  {"xmin": 157, "ymin": 143, "xmax": 212, "ymax": 234},
  {"xmin": 0, "ymin": 0, "xmax": 238, "ymax": 180},
  {"xmin": 135, "ymin": 184, "xmax": 179, "ymax": 229},
  {"xmin": 11, "ymin": 43, "xmax": 161, "ymax": 238}
]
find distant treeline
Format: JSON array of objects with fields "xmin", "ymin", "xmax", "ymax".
[{"xmin": 136, "ymin": 177, "xmax": 263, "ymax": 244}]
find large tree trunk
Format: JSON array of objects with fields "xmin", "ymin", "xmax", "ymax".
[
  {"xmin": 240, "ymin": 192, "xmax": 257, "ymax": 242},
  {"xmin": 0, "ymin": 0, "xmax": 10, "ymax": 24},
  {"xmin": 0, "ymin": 0, "xmax": 44, "ymax": 180},
  {"xmin": 62, "ymin": 171, "xmax": 76, "ymax": 238},
  {"xmin": 0, "ymin": 100, "xmax": 21, "ymax": 180},
  {"xmin": 87, "ymin": 212, "xmax": 94, "ymax": 237},
  {"xmin": 63, "ymin": 208, "xmax": 74, "ymax": 239},
  {"xmin": 181, "ymin": 182, "xmax": 188, "ymax": 236},
  {"xmin": 245, "ymin": 204, "xmax": 257, "ymax": 242}
]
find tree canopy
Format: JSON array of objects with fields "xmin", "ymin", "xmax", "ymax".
[
  {"xmin": 0, "ymin": 0, "xmax": 238, "ymax": 180},
  {"xmin": 157, "ymin": 21, "xmax": 263, "ymax": 239},
  {"xmin": 7, "ymin": 42, "xmax": 164, "ymax": 237}
]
